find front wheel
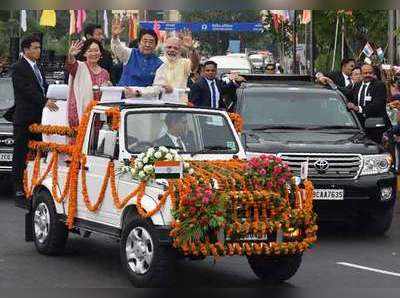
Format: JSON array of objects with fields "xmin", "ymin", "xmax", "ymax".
[
  {"xmin": 247, "ymin": 254, "xmax": 302, "ymax": 283},
  {"xmin": 120, "ymin": 218, "xmax": 176, "ymax": 287},
  {"xmin": 32, "ymin": 190, "xmax": 68, "ymax": 255}
]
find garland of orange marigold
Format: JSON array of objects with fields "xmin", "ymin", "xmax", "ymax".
[
  {"xmin": 29, "ymin": 124, "xmax": 77, "ymax": 138},
  {"xmin": 23, "ymin": 103, "xmax": 317, "ymax": 257},
  {"xmin": 228, "ymin": 112, "xmax": 244, "ymax": 133}
]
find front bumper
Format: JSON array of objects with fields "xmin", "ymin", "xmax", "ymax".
[{"xmin": 312, "ymin": 172, "xmax": 397, "ymax": 222}]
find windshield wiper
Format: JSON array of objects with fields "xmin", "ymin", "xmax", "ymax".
[
  {"xmin": 190, "ymin": 146, "xmax": 232, "ymax": 157},
  {"xmin": 307, "ymin": 125, "xmax": 357, "ymax": 130},
  {"xmin": 251, "ymin": 125, "xmax": 309, "ymax": 131}
]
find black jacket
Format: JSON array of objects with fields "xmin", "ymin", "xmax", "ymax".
[
  {"xmin": 347, "ymin": 79, "xmax": 390, "ymax": 128},
  {"xmin": 7, "ymin": 58, "xmax": 48, "ymax": 126},
  {"xmin": 155, "ymin": 133, "xmax": 195, "ymax": 151},
  {"xmin": 189, "ymin": 77, "xmax": 238, "ymax": 109},
  {"xmin": 326, "ymin": 71, "xmax": 350, "ymax": 88}
]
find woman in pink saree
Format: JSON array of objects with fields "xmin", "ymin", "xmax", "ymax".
[{"xmin": 66, "ymin": 39, "xmax": 111, "ymax": 128}]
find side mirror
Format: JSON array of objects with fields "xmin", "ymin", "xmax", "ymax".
[{"xmin": 365, "ymin": 117, "xmax": 385, "ymax": 129}]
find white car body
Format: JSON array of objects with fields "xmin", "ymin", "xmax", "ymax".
[{"xmin": 29, "ymin": 105, "xmax": 246, "ymax": 230}]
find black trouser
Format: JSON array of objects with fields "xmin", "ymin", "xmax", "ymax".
[{"xmin": 12, "ymin": 124, "xmax": 41, "ymax": 192}]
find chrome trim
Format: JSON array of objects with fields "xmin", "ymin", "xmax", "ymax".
[{"xmin": 277, "ymin": 152, "xmax": 363, "ymax": 180}]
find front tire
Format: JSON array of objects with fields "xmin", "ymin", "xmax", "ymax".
[
  {"xmin": 247, "ymin": 254, "xmax": 302, "ymax": 283},
  {"xmin": 32, "ymin": 190, "xmax": 68, "ymax": 255},
  {"xmin": 120, "ymin": 218, "xmax": 176, "ymax": 287}
]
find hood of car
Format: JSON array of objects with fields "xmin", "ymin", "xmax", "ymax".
[{"xmin": 245, "ymin": 129, "xmax": 383, "ymax": 155}]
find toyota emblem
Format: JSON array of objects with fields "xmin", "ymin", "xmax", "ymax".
[{"xmin": 314, "ymin": 159, "xmax": 330, "ymax": 172}]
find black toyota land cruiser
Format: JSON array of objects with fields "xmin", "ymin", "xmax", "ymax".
[{"xmin": 235, "ymin": 75, "xmax": 397, "ymax": 235}]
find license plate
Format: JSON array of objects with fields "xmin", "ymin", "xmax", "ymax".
[
  {"xmin": 313, "ymin": 189, "xmax": 344, "ymax": 200},
  {"xmin": 0, "ymin": 153, "xmax": 12, "ymax": 162}
]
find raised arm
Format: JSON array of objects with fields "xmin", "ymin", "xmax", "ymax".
[{"xmin": 111, "ymin": 17, "xmax": 132, "ymax": 64}]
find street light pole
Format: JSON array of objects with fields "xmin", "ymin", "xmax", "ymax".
[
  {"xmin": 292, "ymin": 10, "xmax": 298, "ymax": 74},
  {"xmin": 388, "ymin": 10, "xmax": 395, "ymax": 65}
]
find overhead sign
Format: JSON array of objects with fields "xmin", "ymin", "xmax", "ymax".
[{"xmin": 139, "ymin": 21, "xmax": 263, "ymax": 32}]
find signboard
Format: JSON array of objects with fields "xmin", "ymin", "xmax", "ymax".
[{"xmin": 139, "ymin": 22, "xmax": 263, "ymax": 32}]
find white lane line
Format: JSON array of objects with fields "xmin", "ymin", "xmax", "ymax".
[{"xmin": 337, "ymin": 262, "xmax": 400, "ymax": 277}]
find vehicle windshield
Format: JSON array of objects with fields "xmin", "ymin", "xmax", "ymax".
[
  {"xmin": 241, "ymin": 89, "xmax": 358, "ymax": 130},
  {"xmin": 125, "ymin": 111, "xmax": 239, "ymax": 154},
  {"xmin": 0, "ymin": 78, "xmax": 14, "ymax": 123}
]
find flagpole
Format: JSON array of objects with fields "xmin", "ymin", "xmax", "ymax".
[
  {"xmin": 310, "ymin": 10, "xmax": 314, "ymax": 76},
  {"xmin": 331, "ymin": 14, "xmax": 339, "ymax": 71}
]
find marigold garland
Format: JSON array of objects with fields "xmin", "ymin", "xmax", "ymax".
[
  {"xmin": 228, "ymin": 112, "xmax": 244, "ymax": 133},
  {"xmin": 29, "ymin": 124, "xmax": 77, "ymax": 137},
  {"xmin": 105, "ymin": 107, "xmax": 121, "ymax": 131},
  {"xmin": 23, "ymin": 101, "xmax": 318, "ymax": 258}
]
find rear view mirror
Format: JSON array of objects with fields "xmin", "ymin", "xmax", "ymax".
[{"xmin": 365, "ymin": 118, "xmax": 385, "ymax": 129}]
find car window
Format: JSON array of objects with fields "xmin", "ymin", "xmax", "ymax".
[
  {"xmin": 125, "ymin": 111, "xmax": 239, "ymax": 154},
  {"xmin": 0, "ymin": 78, "xmax": 14, "ymax": 103},
  {"xmin": 241, "ymin": 90, "xmax": 358, "ymax": 129},
  {"xmin": 88, "ymin": 112, "xmax": 118, "ymax": 158}
]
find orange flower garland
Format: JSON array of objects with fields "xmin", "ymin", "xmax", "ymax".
[
  {"xmin": 105, "ymin": 107, "xmax": 121, "ymax": 131},
  {"xmin": 228, "ymin": 112, "xmax": 244, "ymax": 133},
  {"xmin": 29, "ymin": 124, "xmax": 77, "ymax": 137},
  {"xmin": 23, "ymin": 101, "xmax": 317, "ymax": 258}
]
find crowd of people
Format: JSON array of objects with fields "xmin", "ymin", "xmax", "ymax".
[
  {"xmin": 8, "ymin": 18, "xmax": 400, "ymax": 204},
  {"xmin": 6, "ymin": 21, "xmax": 248, "ymax": 203}
]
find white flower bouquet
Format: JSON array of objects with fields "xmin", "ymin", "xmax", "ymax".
[{"xmin": 123, "ymin": 146, "xmax": 194, "ymax": 182}]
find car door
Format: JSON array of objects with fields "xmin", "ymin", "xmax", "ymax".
[{"xmin": 76, "ymin": 111, "xmax": 121, "ymax": 227}]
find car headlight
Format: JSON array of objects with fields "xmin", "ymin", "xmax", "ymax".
[{"xmin": 360, "ymin": 154, "xmax": 392, "ymax": 176}]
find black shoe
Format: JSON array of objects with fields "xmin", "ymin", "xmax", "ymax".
[{"xmin": 14, "ymin": 190, "xmax": 27, "ymax": 208}]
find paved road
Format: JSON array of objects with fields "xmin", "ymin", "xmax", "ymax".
[{"xmin": 1, "ymin": 194, "xmax": 400, "ymax": 288}]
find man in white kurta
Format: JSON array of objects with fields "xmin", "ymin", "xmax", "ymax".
[{"xmin": 153, "ymin": 37, "xmax": 199, "ymax": 104}]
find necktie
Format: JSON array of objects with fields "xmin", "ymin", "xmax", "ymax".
[
  {"xmin": 33, "ymin": 63, "xmax": 44, "ymax": 92},
  {"xmin": 359, "ymin": 83, "xmax": 367, "ymax": 107},
  {"xmin": 210, "ymin": 81, "xmax": 217, "ymax": 108}
]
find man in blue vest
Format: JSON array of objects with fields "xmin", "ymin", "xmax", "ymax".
[{"xmin": 111, "ymin": 18, "xmax": 162, "ymax": 87}]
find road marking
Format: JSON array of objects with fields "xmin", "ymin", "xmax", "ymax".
[{"xmin": 337, "ymin": 262, "xmax": 400, "ymax": 277}]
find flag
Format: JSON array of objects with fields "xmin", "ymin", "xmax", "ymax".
[
  {"xmin": 376, "ymin": 47, "xmax": 384, "ymax": 61},
  {"xmin": 154, "ymin": 161, "xmax": 183, "ymax": 179},
  {"xmin": 39, "ymin": 10, "xmax": 56, "ymax": 27},
  {"xmin": 76, "ymin": 9, "xmax": 87, "ymax": 34},
  {"xmin": 153, "ymin": 18, "xmax": 161, "ymax": 40},
  {"xmin": 301, "ymin": 10, "xmax": 311, "ymax": 24},
  {"xmin": 20, "ymin": 10, "xmax": 27, "ymax": 32},
  {"xmin": 362, "ymin": 42, "xmax": 374, "ymax": 57},
  {"xmin": 69, "ymin": 10, "xmax": 76, "ymax": 35},
  {"xmin": 103, "ymin": 10, "xmax": 109, "ymax": 38}
]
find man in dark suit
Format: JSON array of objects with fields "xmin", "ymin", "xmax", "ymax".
[
  {"xmin": 316, "ymin": 58, "xmax": 356, "ymax": 88},
  {"xmin": 9, "ymin": 35, "xmax": 58, "ymax": 205},
  {"xmin": 189, "ymin": 60, "xmax": 245, "ymax": 110},
  {"xmin": 346, "ymin": 64, "xmax": 390, "ymax": 143},
  {"xmin": 155, "ymin": 113, "xmax": 194, "ymax": 151}
]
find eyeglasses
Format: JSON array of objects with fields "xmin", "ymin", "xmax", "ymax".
[{"xmin": 166, "ymin": 46, "xmax": 180, "ymax": 50}]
